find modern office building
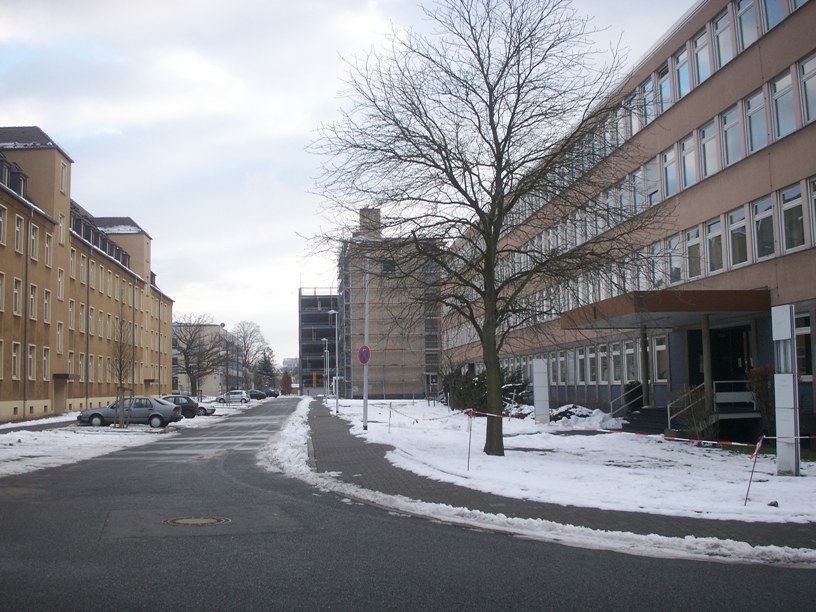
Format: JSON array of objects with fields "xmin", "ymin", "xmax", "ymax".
[
  {"xmin": 441, "ymin": 0, "xmax": 815, "ymax": 439},
  {"xmin": 0, "ymin": 126, "xmax": 174, "ymax": 422},
  {"xmin": 298, "ymin": 287, "xmax": 339, "ymax": 396},
  {"xmin": 336, "ymin": 208, "xmax": 439, "ymax": 400}
]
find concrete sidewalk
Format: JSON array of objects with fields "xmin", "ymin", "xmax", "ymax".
[{"xmin": 307, "ymin": 401, "xmax": 816, "ymax": 550}]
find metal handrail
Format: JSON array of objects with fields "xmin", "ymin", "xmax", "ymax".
[
  {"xmin": 609, "ymin": 390, "xmax": 644, "ymax": 418},
  {"xmin": 666, "ymin": 383, "xmax": 705, "ymax": 431}
]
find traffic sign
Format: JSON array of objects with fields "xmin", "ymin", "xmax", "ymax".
[{"xmin": 358, "ymin": 345, "xmax": 371, "ymax": 365}]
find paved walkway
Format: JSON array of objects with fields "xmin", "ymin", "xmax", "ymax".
[{"xmin": 307, "ymin": 401, "xmax": 816, "ymax": 550}]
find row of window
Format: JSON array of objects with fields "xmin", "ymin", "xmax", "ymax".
[
  {"xmin": 504, "ymin": 0, "xmax": 811, "ymax": 231},
  {"xmin": 500, "ymin": 311, "xmax": 812, "ymax": 388},
  {"xmin": 0, "ymin": 340, "xmax": 166, "ymax": 383},
  {"xmin": 501, "ymin": 50, "xmax": 816, "ymax": 285}
]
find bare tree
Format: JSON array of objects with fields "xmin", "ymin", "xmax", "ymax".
[
  {"xmin": 111, "ymin": 308, "xmax": 135, "ymax": 428},
  {"xmin": 232, "ymin": 321, "xmax": 267, "ymax": 388},
  {"xmin": 174, "ymin": 313, "xmax": 223, "ymax": 396},
  {"xmin": 313, "ymin": 0, "xmax": 667, "ymax": 455}
]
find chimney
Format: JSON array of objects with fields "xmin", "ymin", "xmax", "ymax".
[{"xmin": 359, "ymin": 207, "xmax": 381, "ymax": 239}]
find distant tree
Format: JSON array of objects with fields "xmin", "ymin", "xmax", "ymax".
[
  {"xmin": 256, "ymin": 349, "xmax": 278, "ymax": 389},
  {"xmin": 111, "ymin": 306, "xmax": 136, "ymax": 428},
  {"xmin": 232, "ymin": 321, "xmax": 267, "ymax": 388},
  {"xmin": 280, "ymin": 370, "xmax": 293, "ymax": 396},
  {"xmin": 174, "ymin": 313, "xmax": 223, "ymax": 396}
]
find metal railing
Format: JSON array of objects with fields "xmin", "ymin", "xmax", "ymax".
[
  {"xmin": 666, "ymin": 383, "xmax": 705, "ymax": 431},
  {"xmin": 609, "ymin": 389, "xmax": 644, "ymax": 418}
]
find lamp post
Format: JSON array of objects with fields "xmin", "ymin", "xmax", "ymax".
[
  {"xmin": 321, "ymin": 338, "xmax": 329, "ymax": 398},
  {"xmin": 220, "ymin": 322, "xmax": 227, "ymax": 392},
  {"xmin": 328, "ymin": 309, "xmax": 339, "ymax": 414}
]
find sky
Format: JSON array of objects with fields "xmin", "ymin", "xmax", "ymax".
[
  {"xmin": 2, "ymin": 397, "xmax": 814, "ymax": 566},
  {"xmin": 0, "ymin": 0, "xmax": 697, "ymax": 361}
]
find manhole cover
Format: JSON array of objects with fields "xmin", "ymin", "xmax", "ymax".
[{"xmin": 163, "ymin": 517, "xmax": 231, "ymax": 527}]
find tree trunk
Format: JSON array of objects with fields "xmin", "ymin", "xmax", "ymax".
[{"xmin": 482, "ymin": 309, "xmax": 505, "ymax": 456}]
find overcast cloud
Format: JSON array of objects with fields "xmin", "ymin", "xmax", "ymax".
[{"xmin": 0, "ymin": 0, "xmax": 694, "ymax": 360}]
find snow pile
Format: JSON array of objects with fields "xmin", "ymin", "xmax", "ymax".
[{"xmin": 549, "ymin": 403, "xmax": 624, "ymax": 429}]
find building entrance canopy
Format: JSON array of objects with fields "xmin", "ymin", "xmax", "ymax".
[{"xmin": 560, "ymin": 290, "xmax": 772, "ymax": 330}]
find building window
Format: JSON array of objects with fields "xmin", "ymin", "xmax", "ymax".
[
  {"xmin": 645, "ymin": 158, "xmax": 660, "ymax": 205},
  {"xmin": 28, "ymin": 345, "xmax": 36, "ymax": 381},
  {"xmin": 624, "ymin": 340, "xmax": 637, "ymax": 383},
  {"xmin": 43, "ymin": 289, "xmax": 51, "ymax": 323},
  {"xmin": 699, "ymin": 121, "xmax": 719, "ymax": 178},
  {"xmin": 680, "ymin": 135, "xmax": 697, "ymax": 188},
  {"xmin": 762, "ymin": 0, "xmax": 787, "ymax": 30},
  {"xmin": 15, "ymin": 215, "xmax": 24, "ymax": 252},
  {"xmin": 89, "ymin": 307, "xmax": 94, "ymax": 336},
  {"xmin": 29, "ymin": 285, "xmax": 37, "ymax": 320},
  {"xmin": 58, "ymin": 214, "xmax": 65, "ymax": 245},
  {"xmin": 12, "ymin": 342, "xmax": 21, "ymax": 380},
  {"xmin": 686, "ymin": 227, "xmax": 702, "ymax": 279},
  {"xmin": 13, "ymin": 277, "xmax": 22, "ymax": 315},
  {"xmin": 737, "ymin": 0, "xmax": 759, "ymax": 50},
  {"xmin": 577, "ymin": 347, "xmax": 586, "ymax": 384},
  {"xmin": 667, "ymin": 235, "xmax": 682, "ymax": 284},
  {"xmin": 44, "ymin": 233, "xmax": 52, "ymax": 267},
  {"xmin": 598, "ymin": 344, "xmax": 609, "ymax": 384},
  {"xmin": 68, "ymin": 299, "xmax": 75, "ymax": 329},
  {"xmin": 587, "ymin": 346, "xmax": 597, "ymax": 384},
  {"xmin": 661, "ymin": 147, "xmax": 678, "ymax": 197},
  {"xmin": 43, "ymin": 347, "xmax": 50, "ymax": 381},
  {"xmin": 657, "ymin": 64, "xmax": 672, "ymax": 114},
  {"xmin": 57, "ymin": 322, "xmax": 63, "ymax": 354},
  {"xmin": 721, "ymin": 106, "xmax": 743, "ymax": 166},
  {"xmin": 57, "ymin": 269, "xmax": 64, "ymax": 300},
  {"xmin": 0, "ymin": 205, "xmax": 5, "ymax": 245},
  {"xmin": 88, "ymin": 353, "xmax": 93, "ymax": 382},
  {"xmin": 0, "ymin": 273, "xmax": 4, "ymax": 311},
  {"xmin": 79, "ymin": 353, "xmax": 85, "ymax": 383},
  {"xmin": 801, "ymin": 54, "xmax": 816, "ymax": 124},
  {"xmin": 653, "ymin": 336, "xmax": 669, "ymax": 382},
  {"xmin": 728, "ymin": 207, "xmax": 749, "ymax": 267},
  {"xmin": 80, "ymin": 254, "xmax": 87, "ymax": 284},
  {"xmin": 632, "ymin": 168, "xmax": 644, "ymax": 213},
  {"xmin": 780, "ymin": 183, "xmax": 805, "ymax": 252},
  {"xmin": 68, "ymin": 351, "xmax": 74, "ymax": 376},
  {"xmin": 640, "ymin": 78, "xmax": 655, "ymax": 126},
  {"xmin": 69, "ymin": 248, "xmax": 76, "ymax": 278},
  {"xmin": 675, "ymin": 48, "xmax": 690, "ymax": 99},
  {"xmin": 611, "ymin": 343, "xmax": 622, "ymax": 384},
  {"xmin": 649, "ymin": 241, "xmax": 666, "ymax": 289},
  {"xmin": 745, "ymin": 89, "xmax": 769, "ymax": 153},
  {"xmin": 693, "ymin": 30, "xmax": 712, "ymax": 85},
  {"xmin": 79, "ymin": 303, "xmax": 85, "ymax": 333},
  {"xmin": 714, "ymin": 10, "xmax": 735, "ymax": 69},
  {"xmin": 30, "ymin": 225, "xmax": 39, "ymax": 261},
  {"xmin": 772, "ymin": 72, "xmax": 796, "ymax": 138},
  {"xmin": 0, "ymin": 340, "xmax": 3, "ymax": 380},
  {"xmin": 753, "ymin": 196, "xmax": 776, "ymax": 259}
]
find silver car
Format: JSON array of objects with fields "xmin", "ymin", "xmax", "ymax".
[
  {"xmin": 77, "ymin": 396, "xmax": 182, "ymax": 428},
  {"xmin": 216, "ymin": 390, "xmax": 249, "ymax": 404}
]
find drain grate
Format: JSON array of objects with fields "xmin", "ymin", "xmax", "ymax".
[{"xmin": 163, "ymin": 517, "xmax": 231, "ymax": 527}]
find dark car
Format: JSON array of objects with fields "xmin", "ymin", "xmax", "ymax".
[
  {"xmin": 265, "ymin": 389, "xmax": 279, "ymax": 398},
  {"xmin": 161, "ymin": 394, "xmax": 215, "ymax": 417},
  {"xmin": 77, "ymin": 396, "xmax": 182, "ymax": 428},
  {"xmin": 247, "ymin": 389, "xmax": 267, "ymax": 400}
]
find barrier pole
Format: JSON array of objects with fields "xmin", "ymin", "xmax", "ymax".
[{"xmin": 744, "ymin": 436, "xmax": 765, "ymax": 506}]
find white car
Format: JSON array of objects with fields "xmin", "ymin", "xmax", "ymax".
[{"xmin": 216, "ymin": 390, "xmax": 249, "ymax": 404}]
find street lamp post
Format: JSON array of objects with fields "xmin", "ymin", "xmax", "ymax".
[
  {"xmin": 328, "ymin": 309, "xmax": 339, "ymax": 414},
  {"xmin": 321, "ymin": 338, "xmax": 329, "ymax": 398}
]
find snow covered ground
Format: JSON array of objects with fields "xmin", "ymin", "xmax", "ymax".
[{"xmin": 3, "ymin": 396, "xmax": 815, "ymax": 565}]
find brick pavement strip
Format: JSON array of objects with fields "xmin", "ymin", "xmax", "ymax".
[{"xmin": 307, "ymin": 401, "xmax": 816, "ymax": 550}]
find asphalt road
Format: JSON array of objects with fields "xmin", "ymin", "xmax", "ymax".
[{"xmin": 0, "ymin": 398, "xmax": 813, "ymax": 610}]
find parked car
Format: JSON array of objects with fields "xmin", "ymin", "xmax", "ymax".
[
  {"xmin": 265, "ymin": 389, "xmax": 279, "ymax": 398},
  {"xmin": 161, "ymin": 394, "xmax": 215, "ymax": 417},
  {"xmin": 77, "ymin": 396, "xmax": 182, "ymax": 428},
  {"xmin": 247, "ymin": 389, "xmax": 267, "ymax": 400},
  {"xmin": 216, "ymin": 390, "xmax": 249, "ymax": 404}
]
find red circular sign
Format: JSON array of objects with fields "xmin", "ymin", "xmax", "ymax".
[{"xmin": 358, "ymin": 345, "xmax": 371, "ymax": 365}]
